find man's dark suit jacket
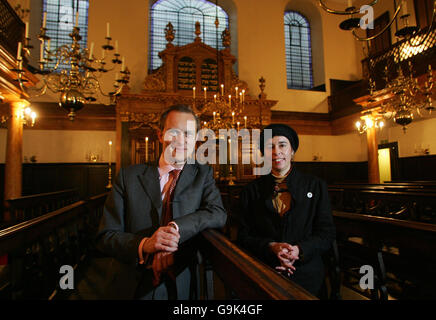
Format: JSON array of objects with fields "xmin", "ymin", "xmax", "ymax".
[
  {"xmin": 237, "ymin": 167, "xmax": 336, "ymax": 296},
  {"xmin": 95, "ymin": 161, "xmax": 227, "ymax": 299}
]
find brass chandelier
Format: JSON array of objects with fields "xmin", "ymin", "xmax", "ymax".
[
  {"xmin": 13, "ymin": 10, "xmax": 130, "ymax": 121},
  {"xmin": 356, "ymin": 62, "xmax": 434, "ymax": 133},
  {"xmin": 379, "ymin": 62, "xmax": 434, "ymax": 132},
  {"xmin": 193, "ymin": 82, "xmax": 247, "ymax": 132},
  {"xmin": 318, "ymin": 0, "xmax": 436, "ymax": 43}
]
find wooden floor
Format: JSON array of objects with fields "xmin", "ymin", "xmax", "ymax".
[
  {"xmin": 339, "ymin": 285, "xmax": 398, "ymax": 300},
  {"xmin": 340, "ymin": 286, "xmax": 369, "ymax": 300}
]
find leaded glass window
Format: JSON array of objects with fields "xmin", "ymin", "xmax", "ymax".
[
  {"xmin": 42, "ymin": 0, "xmax": 89, "ymax": 69},
  {"xmin": 284, "ymin": 11, "xmax": 313, "ymax": 89},
  {"xmin": 149, "ymin": 0, "xmax": 229, "ymax": 71}
]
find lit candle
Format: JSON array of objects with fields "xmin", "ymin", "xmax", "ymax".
[
  {"xmin": 213, "ymin": 111, "xmax": 216, "ymax": 123},
  {"xmin": 145, "ymin": 137, "xmax": 149, "ymax": 163},
  {"xmin": 17, "ymin": 42, "xmax": 22, "ymax": 60},
  {"xmin": 42, "ymin": 12, "xmax": 47, "ymax": 28},
  {"xmin": 75, "ymin": 11, "xmax": 79, "ymax": 27},
  {"xmin": 214, "ymin": 94, "xmax": 217, "ymax": 103},
  {"xmin": 203, "ymin": 121, "xmax": 207, "ymax": 127},
  {"xmin": 39, "ymin": 41, "xmax": 44, "ymax": 61},
  {"xmin": 237, "ymin": 121, "xmax": 240, "ymax": 131},
  {"xmin": 239, "ymin": 92, "xmax": 242, "ymax": 102},
  {"xmin": 89, "ymin": 42, "xmax": 94, "ymax": 59},
  {"xmin": 31, "ymin": 112, "xmax": 36, "ymax": 126},
  {"xmin": 228, "ymin": 138, "xmax": 231, "ymax": 163},
  {"xmin": 235, "ymin": 87, "xmax": 239, "ymax": 99},
  {"xmin": 244, "ymin": 116, "xmax": 247, "ymax": 128},
  {"xmin": 193, "ymin": 86, "xmax": 196, "ymax": 99},
  {"xmin": 25, "ymin": 22, "xmax": 29, "ymax": 38},
  {"xmin": 228, "ymin": 94, "xmax": 231, "ymax": 106},
  {"xmin": 232, "ymin": 111, "xmax": 235, "ymax": 124},
  {"xmin": 106, "ymin": 22, "xmax": 110, "ymax": 38},
  {"xmin": 204, "ymin": 87, "xmax": 207, "ymax": 100},
  {"xmin": 242, "ymin": 90, "xmax": 245, "ymax": 103},
  {"xmin": 108, "ymin": 141, "xmax": 112, "ymax": 166},
  {"xmin": 121, "ymin": 56, "xmax": 125, "ymax": 71},
  {"xmin": 402, "ymin": 0, "xmax": 408, "ymax": 15},
  {"xmin": 115, "ymin": 40, "xmax": 119, "ymax": 54},
  {"xmin": 220, "ymin": 84, "xmax": 224, "ymax": 96}
]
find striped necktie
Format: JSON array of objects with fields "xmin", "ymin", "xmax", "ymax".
[{"xmin": 161, "ymin": 169, "xmax": 182, "ymax": 226}]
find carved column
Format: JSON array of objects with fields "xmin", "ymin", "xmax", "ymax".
[
  {"xmin": 4, "ymin": 102, "xmax": 23, "ymax": 220},
  {"xmin": 115, "ymin": 105, "xmax": 122, "ymax": 174},
  {"xmin": 222, "ymin": 54, "xmax": 234, "ymax": 94},
  {"xmin": 165, "ymin": 53, "xmax": 176, "ymax": 93},
  {"xmin": 366, "ymin": 126, "xmax": 380, "ymax": 183}
]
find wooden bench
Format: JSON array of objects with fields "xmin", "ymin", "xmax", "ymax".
[
  {"xmin": 333, "ymin": 210, "xmax": 436, "ymax": 299},
  {"xmin": 2, "ymin": 189, "xmax": 80, "ymax": 227},
  {"xmin": 0, "ymin": 193, "xmax": 107, "ymax": 299},
  {"xmin": 329, "ymin": 185, "xmax": 436, "ymax": 223}
]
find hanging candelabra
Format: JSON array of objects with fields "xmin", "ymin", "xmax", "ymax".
[
  {"xmin": 12, "ymin": 11, "xmax": 130, "ymax": 121},
  {"xmin": 318, "ymin": 0, "xmax": 435, "ymax": 45}
]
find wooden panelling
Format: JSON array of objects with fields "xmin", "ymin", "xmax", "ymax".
[
  {"xmin": 399, "ymin": 155, "xmax": 436, "ymax": 181},
  {"xmin": 271, "ymin": 111, "xmax": 332, "ymax": 135},
  {"xmin": 295, "ymin": 161, "xmax": 368, "ymax": 184},
  {"xmin": 271, "ymin": 111, "xmax": 363, "ymax": 136},
  {"xmin": 19, "ymin": 163, "xmax": 114, "ymax": 199},
  {"xmin": 23, "ymin": 102, "xmax": 116, "ymax": 131}
]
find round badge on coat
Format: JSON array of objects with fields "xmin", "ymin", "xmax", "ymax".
[{"xmin": 307, "ymin": 192, "xmax": 313, "ymax": 198}]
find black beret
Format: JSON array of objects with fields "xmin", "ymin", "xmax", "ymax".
[{"xmin": 259, "ymin": 123, "xmax": 299, "ymax": 154}]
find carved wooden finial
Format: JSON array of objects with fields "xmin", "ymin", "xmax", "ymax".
[
  {"xmin": 221, "ymin": 28, "xmax": 231, "ymax": 48},
  {"xmin": 259, "ymin": 76, "xmax": 267, "ymax": 99},
  {"xmin": 194, "ymin": 21, "xmax": 201, "ymax": 42},
  {"xmin": 195, "ymin": 21, "xmax": 202, "ymax": 41},
  {"xmin": 165, "ymin": 22, "xmax": 175, "ymax": 46}
]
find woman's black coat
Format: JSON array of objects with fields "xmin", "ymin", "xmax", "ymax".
[{"xmin": 237, "ymin": 167, "xmax": 336, "ymax": 296}]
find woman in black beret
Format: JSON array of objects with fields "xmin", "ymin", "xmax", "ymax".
[{"xmin": 237, "ymin": 123, "xmax": 336, "ymax": 297}]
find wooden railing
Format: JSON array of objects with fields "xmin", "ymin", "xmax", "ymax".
[
  {"xmin": 0, "ymin": 189, "xmax": 317, "ymax": 300},
  {"xmin": 2, "ymin": 189, "xmax": 80, "ymax": 227},
  {"xmin": 199, "ymin": 229, "xmax": 317, "ymax": 300},
  {"xmin": 362, "ymin": 25, "xmax": 436, "ymax": 88},
  {"xmin": 333, "ymin": 210, "xmax": 436, "ymax": 300},
  {"xmin": 0, "ymin": 0, "xmax": 25, "ymax": 58},
  {"xmin": 328, "ymin": 183, "xmax": 436, "ymax": 223},
  {"xmin": 0, "ymin": 193, "xmax": 107, "ymax": 299}
]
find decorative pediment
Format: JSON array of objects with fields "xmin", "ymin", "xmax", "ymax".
[{"xmin": 144, "ymin": 22, "xmax": 238, "ymax": 94}]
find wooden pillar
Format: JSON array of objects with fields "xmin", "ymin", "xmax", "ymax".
[
  {"xmin": 366, "ymin": 126, "xmax": 380, "ymax": 184},
  {"xmin": 115, "ymin": 106, "xmax": 122, "ymax": 175},
  {"xmin": 4, "ymin": 102, "xmax": 24, "ymax": 221}
]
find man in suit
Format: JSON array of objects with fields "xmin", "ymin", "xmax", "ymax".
[{"xmin": 95, "ymin": 104, "xmax": 227, "ymax": 299}]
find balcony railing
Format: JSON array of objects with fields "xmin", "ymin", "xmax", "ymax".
[
  {"xmin": 362, "ymin": 26, "xmax": 436, "ymax": 90},
  {"xmin": 0, "ymin": 0, "xmax": 25, "ymax": 58}
]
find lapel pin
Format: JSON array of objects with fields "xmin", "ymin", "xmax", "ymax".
[{"xmin": 307, "ymin": 192, "xmax": 313, "ymax": 198}]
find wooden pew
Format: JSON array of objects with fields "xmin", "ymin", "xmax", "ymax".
[
  {"xmin": 0, "ymin": 193, "xmax": 107, "ymax": 299},
  {"xmin": 0, "ymin": 189, "xmax": 316, "ymax": 300},
  {"xmin": 329, "ymin": 185, "xmax": 436, "ymax": 223},
  {"xmin": 3, "ymin": 189, "xmax": 80, "ymax": 227},
  {"xmin": 333, "ymin": 210, "xmax": 436, "ymax": 299}
]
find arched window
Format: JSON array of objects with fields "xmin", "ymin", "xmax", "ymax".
[
  {"xmin": 149, "ymin": 0, "xmax": 229, "ymax": 71},
  {"xmin": 284, "ymin": 11, "xmax": 313, "ymax": 90},
  {"xmin": 42, "ymin": 0, "xmax": 89, "ymax": 69}
]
